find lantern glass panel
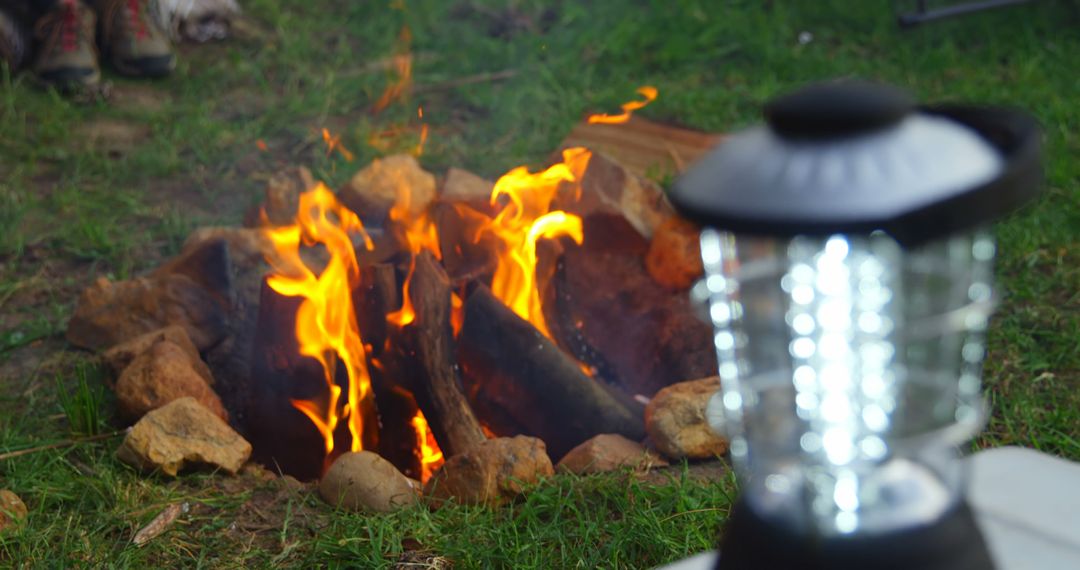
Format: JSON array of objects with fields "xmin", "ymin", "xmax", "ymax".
[{"xmin": 701, "ymin": 227, "xmax": 994, "ymax": 536}]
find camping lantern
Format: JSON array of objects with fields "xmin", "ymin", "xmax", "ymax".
[{"xmin": 669, "ymin": 80, "xmax": 1041, "ymax": 570}]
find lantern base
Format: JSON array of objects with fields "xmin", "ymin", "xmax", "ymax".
[{"xmin": 715, "ymin": 498, "xmax": 994, "ymax": 570}]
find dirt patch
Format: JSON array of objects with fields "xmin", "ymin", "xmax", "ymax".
[
  {"xmin": 633, "ymin": 459, "xmax": 729, "ymax": 486},
  {"xmin": 185, "ymin": 465, "xmax": 329, "ymax": 557},
  {"xmin": 74, "ymin": 119, "xmax": 152, "ymax": 157},
  {"xmin": 108, "ymin": 85, "xmax": 172, "ymax": 113},
  {"xmin": 212, "ymin": 88, "xmax": 271, "ymax": 122}
]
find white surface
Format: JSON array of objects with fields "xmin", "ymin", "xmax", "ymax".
[
  {"xmin": 659, "ymin": 551, "xmax": 718, "ymax": 570},
  {"xmin": 968, "ymin": 446, "xmax": 1080, "ymax": 569},
  {"xmin": 656, "ymin": 446, "xmax": 1080, "ymax": 569}
]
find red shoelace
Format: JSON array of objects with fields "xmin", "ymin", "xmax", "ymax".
[
  {"xmin": 60, "ymin": 0, "xmax": 78, "ymax": 52},
  {"xmin": 127, "ymin": 0, "xmax": 150, "ymax": 41}
]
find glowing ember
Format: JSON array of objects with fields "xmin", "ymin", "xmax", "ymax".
[
  {"xmin": 450, "ymin": 291, "xmax": 464, "ymax": 337},
  {"xmin": 415, "ymin": 106, "xmax": 430, "ymax": 157},
  {"xmin": 587, "ymin": 86, "xmax": 658, "ymax": 124},
  {"xmin": 321, "ymin": 128, "xmax": 355, "ymax": 162},
  {"xmin": 411, "ymin": 411, "xmax": 444, "ymax": 483},
  {"xmin": 263, "ymin": 183, "xmax": 376, "ymax": 459},
  {"xmin": 373, "ymin": 26, "xmax": 413, "ymax": 114},
  {"xmin": 478, "ymin": 147, "xmax": 592, "ymax": 339}
]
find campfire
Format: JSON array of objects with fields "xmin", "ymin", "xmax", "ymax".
[{"xmin": 65, "ymin": 88, "xmax": 724, "ymax": 505}]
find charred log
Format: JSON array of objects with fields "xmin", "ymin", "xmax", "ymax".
[
  {"xmin": 357, "ymin": 263, "xmax": 423, "ymax": 477},
  {"xmin": 457, "ymin": 284, "xmax": 645, "ymax": 460},
  {"xmin": 401, "ymin": 251, "xmax": 486, "ymax": 458}
]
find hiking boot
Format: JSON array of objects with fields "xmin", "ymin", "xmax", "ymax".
[
  {"xmin": 96, "ymin": 0, "xmax": 175, "ymax": 77},
  {"xmin": 32, "ymin": 0, "xmax": 100, "ymax": 88},
  {"xmin": 1, "ymin": 7, "xmax": 30, "ymax": 71}
]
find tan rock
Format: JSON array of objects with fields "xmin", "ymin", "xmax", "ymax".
[
  {"xmin": 645, "ymin": 216, "xmax": 703, "ymax": 291},
  {"xmin": 116, "ymin": 397, "xmax": 251, "ymax": 476},
  {"xmin": 423, "ymin": 436, "xmax": 553, "ymax": 506},
  {"xmin": 645, "ymin": 377, "xmax": 728, "ymax": 460},
  {"xmin": 242, "ymin": 166, "xmax": 314, "ymax": 227},
  {"xmin": 115, "ymin": 340, "xmax": 227, "ymax": 422},
  {"xmin": 441, "ymin": 167, "xmax": 494, "ymax": 205},
  {"xmin": 66, "ymin": 273, "xmax": 226, "ymax": 352},
  {"xmin": 0, "ymin": 490, "xmax": 27, "ymax": 532},
  {"xmin": 318, "ymin": 451, "xmax": 417, "ymax": 512},
  {"xmin": 557, "ymin": 434, "xmax": 668, "ymax": 475},
  {"xmin": 339, "ymin": 154, "xmax": 436, "ymax": 223},
  {"xmin": 555, "ymin": 151, "xmax": 675, "ymax": 239},
  {"xmin": 102, "ymin": 325, "xmax": 213, "ymax": 386}
]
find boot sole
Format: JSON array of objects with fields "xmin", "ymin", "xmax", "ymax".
[
  {"xmin": 36, "ymin": 66, "xmax": 101, "ymax": 90},
  {"xmin": 111, "ymin": 54, "xmax": 176, "ymax": 78}
]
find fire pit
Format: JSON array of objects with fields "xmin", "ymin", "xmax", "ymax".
[{"xmin": 64, "ymin": 90, "xmax": 727, "ymax": 503}]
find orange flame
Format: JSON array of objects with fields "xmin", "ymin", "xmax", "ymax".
[
  {"xmin": 373, "ymin": 27, "xmax": 413, "ymax": 114},
  {"xmin": 478, "ymin": 147, "xmax": 592, "ymax": 339},
  {"xmin": 385, "ymin": 175, "xmax": 441, "ymax": 327},
  {"xmin": 263, "ymin": 183, "xmax": 375, "ymax": 459},
  {"xmin": 411, "ymin": 410, "xmax": 444, "ymax": 483},
  {"xmin": 322, "ymin": 128, "xmax": 355, "ymax": 162},
  {"xmin": 587, "ymin": 86, "xmax": 658, "ymax": 124}
]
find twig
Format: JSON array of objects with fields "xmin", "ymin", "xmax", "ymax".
[
  {"xmin": 338, "ymin": 52, "xmax": 439, "ymax": 78},
  {"xmin": 132, "ymin": 502, "xmax": 190, "ymax": 546},
  {"xmin": 414, "ymin": 69, "xmax": 518, "ymax": 94},
  {"xmin": 0, "ymin": 430, "xmax": 127, "ymax": 461}
]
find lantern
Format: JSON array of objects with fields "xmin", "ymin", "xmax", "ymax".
[{"xmin": 669, "ymin": 80, "xmax": 1041, "ymax": 570}]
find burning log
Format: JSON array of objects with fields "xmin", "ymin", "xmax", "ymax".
[
  {"xmin": 457, "ymin": 284, "xmax": 645, "ymax": 460},
  {"xmin": 245, "ymin": 280, "xmax": 336, "ymax": 481},
  {"xmin": 559, "ymin": 115, "xmax": 724, "ymax": 180},
  {"xmin": 182, "ymin": 230, "xmax": 273, "ymax": 427},
  {"xmin": 400, "ymin": 251, "xmax": 486, "ymax": 458},
  {"xmin": 431, "ymin": 201, "xmax": 497, "ymax": 285},
  {"xmin": 246, "ymin": 279, "xmax": 379, "ymax": 481},
  {"xmin": 549, "ymin": 214, "xmax": 717, "ymax": 399},
  {"xmin": 356, "ymin": 263, "xmax": 423, "ymax": 477}
]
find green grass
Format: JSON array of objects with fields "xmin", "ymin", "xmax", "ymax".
[
  {"xmin": 1, "ymin": 0, "xmax": 1078, "ymax": 566},
  {"xmin": 55, "ymin": 364, "xmax": 108, "ymax": 437}
]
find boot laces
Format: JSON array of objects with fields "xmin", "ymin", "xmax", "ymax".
[
  {"xmin": 125, "ymin": 0, "xmax": 150, "ymax": 41},
  {"xmin": 103, "ymin": 0, "xmax": 151, "ymax": 43},
  {"xmin": 35, "ymin": 0, "xmax": 85, "ymax": 54}
]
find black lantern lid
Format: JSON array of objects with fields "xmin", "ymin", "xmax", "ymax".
[{"xmin": 668, "ymin": 80, "xmax": 1042, "ymax": 246}]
